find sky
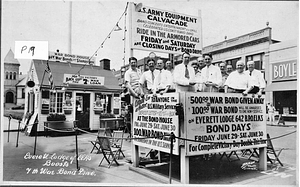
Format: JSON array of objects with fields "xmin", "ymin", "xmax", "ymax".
[{"xmin": 2, "ymin": 0, "xmax": 299, "ymax": 74}]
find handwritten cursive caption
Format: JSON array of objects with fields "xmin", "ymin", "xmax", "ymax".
[{"xmin": 24, "ymin": 152, "xmax": 96, "ymax": 176}]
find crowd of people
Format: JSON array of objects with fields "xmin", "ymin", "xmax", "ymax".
[{"xmin": 124, "ymin": 52, "xmax": 266, "ymax": 99}]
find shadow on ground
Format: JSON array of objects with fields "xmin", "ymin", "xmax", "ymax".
[{"xmin": 143, "ymin": 153, "xmax": 286, "ymax": 184}]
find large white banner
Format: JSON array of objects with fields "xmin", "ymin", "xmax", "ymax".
[
  {"xmin": 131, "ymin": 4, "xmax": 202, "ymax": 55},
  {"xmin": 185, "ymin": 92, "xmax": 267, "ymax": 156},
  {"xmin": 48, "ymin": 51, "xmax": 96, "ymax": 64},
  {"xmin": 133, "ymin": 93, "xmax": 180, "ymax": 155}
]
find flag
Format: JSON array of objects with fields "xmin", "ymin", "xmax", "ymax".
[{"xmin": 45, "ymin": 61, "xmax": 55, "ymax": 90}]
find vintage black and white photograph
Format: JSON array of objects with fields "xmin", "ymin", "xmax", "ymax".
[{"xmin": 1, "ymin": 0, "xmax": 298, "ymax": 186}]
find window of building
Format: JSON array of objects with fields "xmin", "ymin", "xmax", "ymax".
[
  {"xmin": 274, "ymin": 90, "xmax": 297, "ymax": 116},
  {"xmin": 6, "ymin": 72, "xmax": 9, "ymax": 79},
  {"xmin": 225, "ymin": 58, "xmax": 241, "ymax": 70},
  {"xmin": 9, "ymin": 72, "xmax": 12, "ymax": 79},
  {"xmin": 22, "ymin": 88, "xmax": 25, "ymax": 98},
  {"xmin": 41, "ymin": 90, "xmax": 50, "ymax": 114},
  {"xmin": 49, "ymin": 92, "xmax": 63, "ymax": 114},
  {"xmin": 246, "ymin": 53, "xmax": 264, "ymax": 70},
  {"xmin": 13, "ymin": 72, "xmax": 17, "ymax": 80}
]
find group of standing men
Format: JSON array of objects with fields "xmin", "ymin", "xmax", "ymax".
[{"xmin": 124, "ymin": 52, "xmax": 266, "ymax": 99}]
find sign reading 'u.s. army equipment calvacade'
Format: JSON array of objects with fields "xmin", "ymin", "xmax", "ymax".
[
  {"xmin": 131, "ymin": 5, "xmax": 202, "ymax": 55},
  {"xmin": 185, "ymin": 92, "xmax": 267, "ymax": 156}
]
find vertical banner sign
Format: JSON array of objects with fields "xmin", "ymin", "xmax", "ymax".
[
  {"xmin": 133, "ymin": 93, "xmax": 180, "ymax": 155},
  {"xmin": 131, "ymin": 4, "xmax": 202, "ymax": 55},
  {"xmin": 185, "ymin": 92, "xmax": 267, "ymax": 156}
]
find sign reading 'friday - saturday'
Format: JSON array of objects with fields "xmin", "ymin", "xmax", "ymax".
[{"xmin": 131, "ymin": 5, "xmax": 202, "ymax": 55}]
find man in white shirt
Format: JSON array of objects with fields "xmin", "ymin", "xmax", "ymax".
[
  {"xmin": 124, "ymin": 57, "xmax": 142, "ymax": 99},
  {"xmin": 200, "ymin": 53, "xmax": 222, "ymax": 92},
  {"xmin": 193, "ymin": 56, "xmax": 206, "ymax": 92},
  {"xmin": 219, "ymin": 62, "xmax": 229, "ymax": 92},
  {"xmin": 165, "ymin": 60, "xmax": 176, "ymax": 91},
  {"xmin": 153, "ymin": 59, "xmax": 173, "ymax": 94},
  {"xmin": 245, "ymin": 60, "xmax": 266, "ymax": 97},
  {"xmin": 224, "ymin": 61, "xmax": 254, "ymax": 96},
  {"xmin": 173, "ymin": 52, "xmax": 196, "ymax": 92},
  {"xmin": 165, "ymin": 60, "xmax": 174, "ymax": 74},
  {"xmin": 139, "ymin": 59, "xmax": 159, "ymax": 95}
]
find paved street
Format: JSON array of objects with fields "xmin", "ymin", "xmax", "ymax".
[{"xmin": 1, "ymin": 116, "xmax": 298, "ymax": 186}]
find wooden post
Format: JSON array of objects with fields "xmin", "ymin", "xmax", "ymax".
[
  {"xmin": 16, "ymin": 120, "xmax": 21, "ymax": 147},
  {"xmin": 33, "ymin": 123, "xmax": 38, "ymax": 154},
  {"xmin": 169, "ymin": 132, "xmax": 174, "ymax": 184},
  {"xmin": 127, "ymin": 2, "xmax": 140, "ymax": 167},
  {"xmin": 179, "ymin": 92, "xmax": 189, "ymax": 184},
  {"xmin": 74, "ymin": 120, "xmax": 80, "ymax": 170},
  {"xmin": 180, "ymin": 147, "xmax": 189, "ymax": 184},
  {"xmin": 259, "ymin": 147, "xmax": 267, "ymax": 170},
  {"xmin": 7, "ymin": 115, "xmax": 11, "ymax": 142}
]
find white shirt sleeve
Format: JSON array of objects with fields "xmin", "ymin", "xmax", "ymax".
[{"xmin": 173, "ymin": 64, "xmax": 190, "ymax": 86}]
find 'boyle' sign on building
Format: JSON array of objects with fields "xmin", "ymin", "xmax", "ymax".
[{"xmin": 272, "ymin": 60, "xmax": 297, "ymax": 82}]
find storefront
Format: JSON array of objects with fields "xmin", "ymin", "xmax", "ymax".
[
  {"xmin": 265, "ymin": 40, "xmax": 297, "ymax": 120},
  {"xmin": 23, "ymin": 58, "xmax": 122, "ymax": 133}
]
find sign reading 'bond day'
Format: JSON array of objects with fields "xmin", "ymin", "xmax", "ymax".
[
  {"xmin": 131, "ymin": 5, "xmax": 202, "ymax": 55},
  {"xmin": 133, "ymin": 93, "xmax": 179, "ymax": 155},
  {"xmin": 185, "ymin": 92, "xmax": 267, "ymax": 156}
]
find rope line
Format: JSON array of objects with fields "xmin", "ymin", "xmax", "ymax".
[
  {"xmin": 43, "ymin": 125, "xmax": 75, "ymax": 133},
  {"xmin": 76, "ymin": 127, "xmax": 167, "ymax": 140},
  {"xmin": 36, "ymin": 122, "xmax": 296, "ymax": 144},
  {"xmin": 173, "ymin": 130, "xmax": 296, "ymax": 145}
]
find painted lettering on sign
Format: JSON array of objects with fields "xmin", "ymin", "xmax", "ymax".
[
  {"xmin": 272, "ymin": 60, "xmax": 297, "ymax": 81},
  {"xmin": 186, "ymin": 92, "xmax": 267, "ymax": 156},
  {"xmin": 131, "ymin": 4, "xmax": 202, "ymax": 55},
  {"xmin": 63, "ymin": 74, "xmax": 104, "ymax": 85},
  {"xmin": 133, "ymin": 93, "xmax": 180, "ymax": 155}
]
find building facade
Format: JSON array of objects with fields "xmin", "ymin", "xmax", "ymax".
[
  {"xmin": 265, "ymin": 40, "xmax": 297, "ymax": 119},
  {"xmin": 4, "ymin": 49, "xmax": 20, "ymax": 106},
  {"xmin": 22, "ymin": 54, "xmax": 122, "ymax": 133},
  {"xmin": 202, "ymin": 27, "xmax": 278, "ymax": 74}
]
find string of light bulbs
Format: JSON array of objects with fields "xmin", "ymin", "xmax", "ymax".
[
  {"xmin": 72, "ymin": 2, "xmax": 129, "ymax": 78},
  {"xmin": 122, "ymin": 2, "xmax": 129, "ymax": 68}
]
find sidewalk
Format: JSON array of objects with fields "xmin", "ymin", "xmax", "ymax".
[{"xmin": 1, "ymin": 116, "xmax": 298, "ymax": 186}]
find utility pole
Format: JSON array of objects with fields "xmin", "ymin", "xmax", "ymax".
[{"xmin": 69, "ymin": 1, "xmax": 72, "ymax": 54}]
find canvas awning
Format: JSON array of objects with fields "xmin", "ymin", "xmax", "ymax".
[{"xmin": 265, "ymin": 81, "xmax": 297, "ymax": 92}]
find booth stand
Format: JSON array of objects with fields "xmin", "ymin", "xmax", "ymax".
[{"xmin": 131, "ymin": 92, "xmax": 267, "ymax": 184}]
